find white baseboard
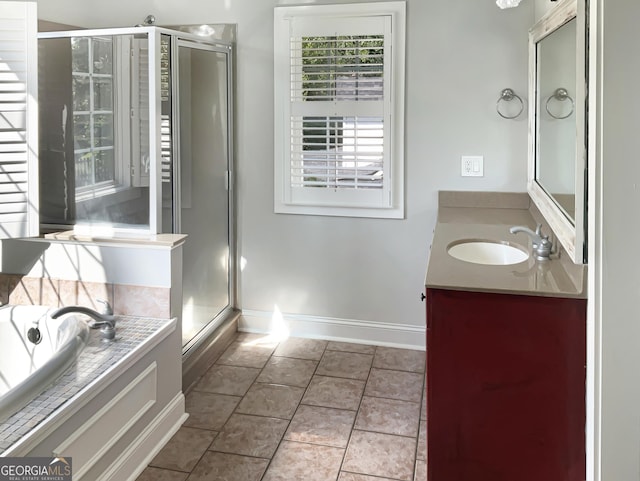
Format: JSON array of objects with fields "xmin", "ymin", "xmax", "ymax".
[
  {"xmin": 239, "ymin": 309, "xmax": 425, "ymax": 350},
  {"xmin": 98, "ymin": 392, "xmax": 187, "ymax": 481}
]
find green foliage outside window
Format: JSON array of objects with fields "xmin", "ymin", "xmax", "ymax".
[
  {"xmin": 300, "ymin": 36, "xmax": 383, "ymax": 153},
  {"xmin": 300, "ymin": 35, "xmax": 384, "ymax": 100},
  {"xmin": 71, "ymin": 36, "xmax": 116, "ymax": 189}
]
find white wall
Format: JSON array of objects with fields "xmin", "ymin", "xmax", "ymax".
[
  {"xmin": 535, "ymin": 0, "xmax": 557, "ymax": 21},
  {"xmin": 0, "ymin": 239, "xmax": 175, "ymax": 286},
  {"xmin": 591, "ymin": 0, "xmax": 640, "ymax": 478},
  {"xmin": 36, "ymin": 0, "xmax": 532, "ymax": 344}
]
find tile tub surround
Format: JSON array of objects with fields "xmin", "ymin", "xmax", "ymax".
[
  {"xmin": 0, "ymin": 274, "xmax": 171, "ymax": 318},
  {"xmin": 0, "ymin": 315, "xmax": 176, "ymax": 453},
  {"xmin": 140, "ymin": 334, "xmax": 426, "ymax": 481}
]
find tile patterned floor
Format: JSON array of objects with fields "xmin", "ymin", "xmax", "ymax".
[{"xmin": 137, "ymin": 334, "xmax": 427, "ymax": 481}]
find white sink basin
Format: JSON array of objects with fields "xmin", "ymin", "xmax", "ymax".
[{"xmin": 447, "ymin": 240, "xmax": 529, "ymax": 266}]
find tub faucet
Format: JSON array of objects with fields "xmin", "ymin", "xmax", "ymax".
[
  {"xmin": 509, "ymin": 224, "xmax": 554, "ymax": 261},
  {"xmin": 51, "ymin": 301, "xmax": 116, "ymax": 340}
]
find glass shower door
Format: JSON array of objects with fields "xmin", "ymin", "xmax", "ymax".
[{"xmin": 176, "ymin": 41, "xmax": 232, "ymax": 350}]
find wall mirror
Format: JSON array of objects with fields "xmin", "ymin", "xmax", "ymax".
[{"xmin": 528, "ymin": 0, "xmax": 586, "ymax": 263}]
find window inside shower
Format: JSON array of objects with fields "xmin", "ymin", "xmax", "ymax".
[{"xmin": 38, "ymin": 30, "xmax": 163, "ymax": 234}]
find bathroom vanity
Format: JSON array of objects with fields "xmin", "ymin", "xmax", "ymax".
[{"xmin": 425, "ymin": 192, "xmax": 586, "ymax": 481}]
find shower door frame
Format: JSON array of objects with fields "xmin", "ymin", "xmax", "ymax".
[
  {"xmin": 170, "ymin": 37, "xmax": 236, "ymax": 356},
  {"xmin": 38, "ymin": 26, "xmax": 237, "ymax": 356}
]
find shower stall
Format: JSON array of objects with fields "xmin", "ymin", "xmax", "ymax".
[{"xmin": 38, "ymin": 26, "xmax": 235, "ymax": 354}]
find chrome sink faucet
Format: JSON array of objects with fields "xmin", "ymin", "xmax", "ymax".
[
  {"xmin": 509, "ymin": 224, "xmax": 554, "ymax": 261},
  {"xmin": 51, "ymin": 300, "xmax": 116, "ymax": 340}
]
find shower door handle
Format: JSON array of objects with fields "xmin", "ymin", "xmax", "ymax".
[{"xmin": 224, "ymin": 170, "xmax": 232, "ymax": 191}]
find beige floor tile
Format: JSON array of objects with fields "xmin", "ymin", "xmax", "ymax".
[
  {"xmin": 235, "ymin": 383, "xmax": 305, "ymax": 419},
  {"xmin": 421, "ymin": 385, "xmax": 427, "ymax": 420},
  {"xmin": 135, "ymin": 467, "xmax": 188, "ymax": 481},
  {"xmin": 365, "ymin": 368, "xmax": 424, "ymax": 403},
  {"xmin": 338, "ymin": 473, "xmax": 397, "ymax": 481},
  {"xmin": 285, "ymin": 405, "xmax": 356, "ymax": 448},
  {"xmin": 302, "ymin": 375, "xmax": 366, "ymax": 411},
  {"xmin": 373, "ymin": 347, "xmax": 426, "ymax": 373},
  {"xmin": 273, "ymin": 337, "xmax": 328, "ymax": 360},
  {"xmin": 187, "ymin": 451, "xmax": 268, "ymax": 481},
  {"xmin": 149, "ymin": 426, "xmax": 216, "ymax": 472},
  {"xmin": 210, "ymin": 413, "xmax": 288, "ymax": 458},
  {"xmin": 355, "ymin": 396, "xmax": 420, "ymax": 437},
  {"xmin": 262, "ymin": 440, "xmax": 344, "ymax": 481},
  {"xmin": 183, "ymin": 391, "xmax": 241, "ymax": 430},
  {"xmin": 316, "ymin": 351, "xmax": 373, "ymax": 380},
  {"xmin": 417, "ymin": 420, "xmax": 426, "ymax": 461},
  {"xmin": 235, "ymin": 332, "xmax": 276, "ymax": 343},
  {"xmin": 136, "ymin": 336, "xmax": 430, "ymax": 481},
  {"xmin": 193, "ymin": 364, "xmax": 261, "ymax": 396},
  {"xmin": 256, "ymin": 356, "xmax": 318, "ymax": 387},
  {"xmin": 216, "ymin": 340, "xmax": 275, "ymax": 368},
  {"xmin": 236, "ymin": 333, "xmax": 280, "ymax": 348},
  {"xmin": 343, "ymin": 430, "xmax": 416, "ymax": 481},
  {"xmin": 326, "ymin": 341, "xmax": 376, "ymax": 354},
  {"xmin": 414, "ymin": 459, "xmax": 427, "ymax": 481}
]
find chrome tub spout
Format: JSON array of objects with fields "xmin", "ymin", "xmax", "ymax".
[{"xmin": 51, "ymin": 301, "xmax": 116, "ymax": 340}]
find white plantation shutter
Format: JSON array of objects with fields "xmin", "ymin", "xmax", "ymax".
[
  {"xmin": 290, "ymin": 29, "xmax": 386, "ymax": 191},
  {"xmin": 274, "ymin": 2, "xmax": 405, "ymax": 219},
  {"xmin": 0, "ymin": 1, "xmax": 38, "ymax": 238}
]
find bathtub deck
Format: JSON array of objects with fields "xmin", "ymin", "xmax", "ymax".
[{"xmin": 0, "ymin": 315, "xmax": 175, "ymax": 454}]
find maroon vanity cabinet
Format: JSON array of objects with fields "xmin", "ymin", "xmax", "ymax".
[{"xmin": 426, "ymin": 288, "xmax": 586, "ymax": 481}]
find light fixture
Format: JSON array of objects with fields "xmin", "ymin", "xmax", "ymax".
[{"xmin": 496, "ymin": 0, "xmax": 523, "ymax": 8}]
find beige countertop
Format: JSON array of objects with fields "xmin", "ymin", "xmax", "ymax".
[
  {"xmin": 44, "ymin": 230, "xmax": 188, "ymax": 248},
  {"xmin": 425, "ymin": 194, "xmax": 586, "ymax": 299}
]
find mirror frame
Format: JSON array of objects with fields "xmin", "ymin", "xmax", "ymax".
[{"xmin": 528, "ymin": 0, "xmax": 586, "ymax": 264}]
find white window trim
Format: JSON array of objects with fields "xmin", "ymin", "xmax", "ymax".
[
  {"xmin": 274, "ymin": 1, "xmax": 406, "ymax": 219},
  {"xmin": 74, "ymin": 36, "xmax": 132, "ymax": 203}
]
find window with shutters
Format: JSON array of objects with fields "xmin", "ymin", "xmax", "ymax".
[
  {"xmin": 0, "ymin": 1, "xmax": 38, "ymax": 238},
  {"xmin": 274, "ymin": 2, "xmax": 405, "ymax": 218}
]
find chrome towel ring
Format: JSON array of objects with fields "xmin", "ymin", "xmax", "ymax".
[
  {"xmin": 496, "ymin": 88, "xmax": 524, "ymax": 119},
  {"xmin": 545, "ymin": 88, "xmax": 574, "ymax": 119}
]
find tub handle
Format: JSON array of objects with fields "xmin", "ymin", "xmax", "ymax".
[{"xmin": 96, "ymin": 299, "xmax": 113, "ymax": 316}]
